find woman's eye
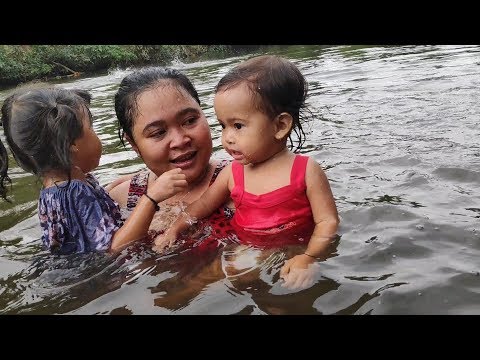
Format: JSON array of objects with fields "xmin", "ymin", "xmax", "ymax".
[
  {"xmin": 184, "ymin": 117, "xmax": 197, "ymax": 126},
  {"xmin": 234, "ymin": 123, "xmax": 243, "ymax": 129},
  {"xmin": 150, "ymin": 130, "xmax": 166, "ymax": 138}
]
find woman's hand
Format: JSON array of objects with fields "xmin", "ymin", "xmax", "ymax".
[
  {"xmin": 148, "ymin": 168, "xmax": 188, "ymax": 204},
  {"xmin": 279, "ymin": 254, "xmax": 317, "ymax": 290}
]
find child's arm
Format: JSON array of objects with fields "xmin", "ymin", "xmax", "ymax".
[
  {"xmin": 110, "ymin": 168, "xmax": 187, "ymax": 252},
  {"xmin": 153, "ymin": 163, "xmax": 232, "ymax": 252},
  {"xmin": 280, "ymin": 158, "xmax": 339, "ymax": 280}
]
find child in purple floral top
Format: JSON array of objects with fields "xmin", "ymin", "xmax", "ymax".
[
  {"xmin": 0, "ymin": 86, "xmax": 187, "ymax": 254},
  {"xmin": 38, "ymin": 173, "xmax": 123, "ymax": 254}
]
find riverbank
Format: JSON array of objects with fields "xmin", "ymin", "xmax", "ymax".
[{"xmin": 0, "ymin": 45, "xmax": 260, "ymax": 89}]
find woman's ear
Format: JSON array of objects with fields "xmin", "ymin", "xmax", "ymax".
[
  {"xmin": 274, "ymin": 112, "xmax": 293, "ymax": 141},
  {"xmin": 125, "ymin": 134, "xmax": 141, "ymax": 157}
]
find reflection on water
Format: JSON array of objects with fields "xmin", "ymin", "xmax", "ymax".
[{"xmin": 1, "ymin": 45, "xmax": 480, "ymax": 314}]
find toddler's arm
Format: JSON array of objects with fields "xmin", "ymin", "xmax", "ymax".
[
  {"xmin": 110, "ymin": 168, "xmax": 187, "ymax": 252},
  {"xmin": 280, "ymin": 158, "xmax": 339, "ymax": 281},
  {"xmin": 153, "ymin": 164, "xmax": 232, "ymax": 252}
]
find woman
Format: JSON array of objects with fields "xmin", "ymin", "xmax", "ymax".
[{"xmin": 108, "ymin": 67, "xmax": 235, "ymax": 252}]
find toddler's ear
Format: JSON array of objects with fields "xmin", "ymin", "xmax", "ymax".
[{"xmin": 274, "ymin": 112, "xmax": 293, "ymax": 141}]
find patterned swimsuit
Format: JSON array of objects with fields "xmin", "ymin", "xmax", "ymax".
[{"xmin": 122, "ymin": 160, "xmax": 236, "ymax": 253}]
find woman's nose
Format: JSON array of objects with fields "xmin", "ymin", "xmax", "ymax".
[{"xmin": 169, "ymin": 128, "xmax": 191, "ymax": 148}]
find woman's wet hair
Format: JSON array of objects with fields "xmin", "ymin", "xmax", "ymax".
[
  {"xmin": 114, "ymin": 67, "xmax": 200, "ymax": 147},
  {"xmin": 215, "ymin": 55, "xmax": 310, "ymax": 152},
  {"xmin": 0, "ymin": 87, "xmax": 92, "ymax": 200}
]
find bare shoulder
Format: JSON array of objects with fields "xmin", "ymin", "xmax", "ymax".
[
  {"xmin": 104, "ymin": 173, "xmax": 136, "ymax": 192},
  {"xmin": 217, "ymin": 162, "xmax": 233, "ymax": 185},
  {"xmin": 108, "ymin": 178, "xmax": 132, "ymax": 208},
  {"xmin": 219, "ymin": 161, "xmax": 233, "ymax": 174},
  {"xmin": 305, "ymin": 157, "xmax": 329, "ymax": 184}
]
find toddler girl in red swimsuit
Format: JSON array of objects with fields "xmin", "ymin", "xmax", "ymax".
[{"xmin": 154, "ymin": 55, "xmax": 340, "ymax": 281}]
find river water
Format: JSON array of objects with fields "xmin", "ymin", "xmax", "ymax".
[{"xmin": 1, "ymin": 45, "xmax": 479, "ymax": 314}]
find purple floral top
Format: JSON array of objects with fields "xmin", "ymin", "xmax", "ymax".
[{"xmin": 38, "ymin": 173, "xmax": 123, "ymax": 254}]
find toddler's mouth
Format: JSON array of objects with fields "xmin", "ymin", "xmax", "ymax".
[{"xmin": 229, "ymin": 150, "xmax": 244, "ymax": 161}]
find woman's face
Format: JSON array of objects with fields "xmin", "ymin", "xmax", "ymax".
[{"xmin": 128, "ymin": 85, "xmax": 212, "ymax": 184}]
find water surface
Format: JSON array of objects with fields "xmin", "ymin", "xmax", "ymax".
[{"xmin": 1, "ymin": 45, "xmax": 479, "ymax": 314}]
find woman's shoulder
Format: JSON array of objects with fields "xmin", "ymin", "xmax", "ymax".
[
  {"xmin": 104, "ymin": 172, "xmax": 137, "ymax": 192},
  {"xmin": 210, "ymin": 159, "xmax": 232, "ymax": 184},
  {"xmin": 108, "ymin": 170, "xmax": 150, "ymax": 208},
  {"xmin": 108, "ymin": 177, "xmax": 133, "ymax": 208}
]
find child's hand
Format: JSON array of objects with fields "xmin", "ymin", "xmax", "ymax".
[
  {"xmin": 148, "ymin": 168, "xmax": 188, "ymax": 203},
  {"xmin": 152, "ymin": 228, "xmax": 178, "ymax": 253},
  {"xmin": 279, "ymin": 254, "xmax": 317, "ymax": 290}
]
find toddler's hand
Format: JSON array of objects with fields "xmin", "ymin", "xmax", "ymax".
[
  {"xmin": 149, "ymin": 168, "xmax": 187, "ymax": 203},
  {"xmin": 279, "ymin": 254, "xmax": 317, "ymax": 290},
  {"xmin": 152, "ymin": 229, "xmax": 178, "ymax": 253}
]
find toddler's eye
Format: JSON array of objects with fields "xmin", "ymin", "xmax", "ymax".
[{"xmin": 234, "ymin": 123, "xmax": 243, "ymax": 129}]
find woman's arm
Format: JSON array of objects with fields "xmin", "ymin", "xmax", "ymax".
[{"xmin": 110, "ymin": 168, "xmax": 188, "ymax": 252}]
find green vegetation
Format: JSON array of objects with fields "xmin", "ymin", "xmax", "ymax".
[{"xmin": 0, "ymin": 45, "xmax": 256, "ymax": 88}]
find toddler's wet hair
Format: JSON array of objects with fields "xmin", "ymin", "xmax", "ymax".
[{"xmin": 216, "ymin": 55, "xmax": 310, "ymax": 152}]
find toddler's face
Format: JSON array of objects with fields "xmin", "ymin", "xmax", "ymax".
[{"xmin": 214, "ymin": 83, "xmax": 277, "ymax": 166}]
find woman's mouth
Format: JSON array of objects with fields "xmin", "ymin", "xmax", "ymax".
[{"xmin": 170, "ymin": 151, "xmax": 197, "ymax": 169}]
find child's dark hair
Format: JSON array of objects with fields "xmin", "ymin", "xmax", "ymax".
[
  {"xmin": 0, "ymin": 87, "xmax": 93, "ymax": 200},
  {"xmin": 215, "ymin": 55, "xmax": 309, "ymax": 152},
  {"xmin": 115, "ymin": 67, "xmax": 200, "ymax": 147}
]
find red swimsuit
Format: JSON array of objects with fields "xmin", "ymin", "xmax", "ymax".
[{"xmin": 230, "ymin": 155, "xmax": 315, "ymax": 248}]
